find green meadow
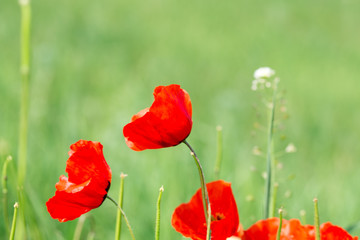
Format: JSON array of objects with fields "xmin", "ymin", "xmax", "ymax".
[{"xmin": 1, "ymin": 0, "xmax": 360, "ymax": 239}]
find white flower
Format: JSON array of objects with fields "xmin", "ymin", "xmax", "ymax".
[
  {"xmin": 285, "ymin": 143, "xmax": 297, "ymax": 153},
  {"xmin": 254, "ymin": 67, "xmax": 275, "ymax": 79}
]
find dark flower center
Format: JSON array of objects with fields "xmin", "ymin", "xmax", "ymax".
[{"xmin": 211, "ymin": 212, "xmax": 225, "ymax": 222}]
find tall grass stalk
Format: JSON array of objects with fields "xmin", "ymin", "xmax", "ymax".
[
  {"xmin": 17, "ymin": 0, "xmax": 31, "ymax": 238},
  {"xmin": 18, "ymin": 0, "xmax": 31, "ymax": 189},
  {"xmin": 9, "ymin": 202, "xmax": 19, "ymax": 240},
  {"xmin": 115, "ymin": 173, "xmax": 127, "ymax": 240},
  {"xmin": 155, "ymin": 186, "xmax": 164, "ymax": 240},
  {"xmin": 2, "ymin": 156, "xmax": 12, "ymax": 233},
  {"xmin": 264, "ymin": 81, "xmax": 278, "ymax": 219}
]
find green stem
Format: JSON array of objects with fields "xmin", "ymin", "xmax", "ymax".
[
  {"xmin": 18, "ymin": 0, "xmax": 31, "ymax": 189},
  {"xmin": 73, "ymin": 215, "xmax": 86, "ymax": 240},
  {"xmin": 155, "ymin": 186, "xmax": 164, "ymax": 240},
  {"xmin": 214, "ymin": 126, "xmax": 223, "ymax": 179},
  {"xmin": 276, "ymin": 208, "xmax": 283, "ymax": 240},
  {"xmin": 314, "ymin": 198, "xmax": 320, "ymax": 240},
  {"xmin": 270, "ymin": 183, "xmax": 279, "ymax": 218},
  {"xmin": 182, "ymin": 140, "xmax": 210, "ymax": 218},
  {"xmin": 182, "ymin": 140, "xmax": 211, "ymax": 239},
  {"xmin": 17, "ymin": 1, "xmax": 31, "ymax": 238},
  {"xmin": 107, "ymin": 195, "xmax": 136, "ymax": 240},
  {"xmin": 9, "ymin": 202, "xmax": 19, "ymax": 240},
  {"xmin": 115, "ymin": 173, "xmax": 127, "ymax": 240},
  {"xmin": 264, "ymin": 82, "xmax": 277, "ymax": 219},
  {"xmin": 206, "ymin": 202, "xmax": 212, "ymax": 240},
  {"xmin": 2, "ymin": 156, "xmax": 12, "ymax": 233}
]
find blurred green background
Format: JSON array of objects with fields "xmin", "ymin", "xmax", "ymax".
[{"xmin": 1, "ymin": 0, "xmax": 360, "ymax": 239}]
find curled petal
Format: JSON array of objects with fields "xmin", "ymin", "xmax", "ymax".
[
  {"xmin": 46, "ymin": 140, "xmax": 112, "ymax": 222},
  {"xmin": 123, "ymin": 84, "xmax": 192, "ymax": 151}
]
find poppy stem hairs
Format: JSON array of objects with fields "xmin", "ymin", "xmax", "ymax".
[
  {"xmin": 314, "ymin": 198, "xmax": 321, "ymax": 240},
  {"xmin": 106, "ymin": 195, "xmax": 136, "ymax": 240},
  {"xmin": 155, "ymin": 186, "xmax": 164, "ymax": 240}
]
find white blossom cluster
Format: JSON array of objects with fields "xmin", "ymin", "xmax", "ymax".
[{"xmin": 251, "ymin": 67, "xmax": 276, "ymax": 91}]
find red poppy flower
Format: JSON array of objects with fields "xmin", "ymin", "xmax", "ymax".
[
  {"xmin": 123, "ymin": 84, "xmax": 192, "ymax": 151},
  {"xmin": 243, "ymin": 218, "xmax": 358, "ymax": 240},
  {"xmin": 171, "ymin": 180, "xmax": 242, "ymax": 240},
  {"xmin": 305, "ymin": 222, "xmax": 358, "ymax": 240},
  {"xmin": 243, "ymin": 218, "xmax": 309, "ymax": 240},
  {"xmin": 46, "ymin": 140, "xmax": 112, "ymax": 222}
]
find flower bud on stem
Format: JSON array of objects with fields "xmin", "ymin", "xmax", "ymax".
[
  {"xmin": 313, "ymin": 198, "xmax": 320, "ymax": 240},
  {"xmin": 115, "ymin": 173, "xmax": 127, "ymax": 240},
  {"xmin": 155, "ymin": 186, "xmax": 164, "ymax": 240},
  {"xmin": 9, "ymin": 202, "xmax": 19, "ymax": 240},
  {"xmin": 276, "ymin": 208, "xmax": 283, "ymax": 240}
]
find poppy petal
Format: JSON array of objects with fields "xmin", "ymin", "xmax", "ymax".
[
  {"xmin": 46, "ymin": 140, "xmax": 112, "ymax": 222},
  {"xmin": 172, "ymin": 180, "xmax": 240, "ymax": 240},
  {"xmin": 123, "ymin": 84, "xmax": 192, "ymax": 151},
  {"xmin": 243, "ymin": 218, "xmax": 309, "ymax": 240}
]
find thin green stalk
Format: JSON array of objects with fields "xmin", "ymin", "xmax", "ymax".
[
  {"xmin": 264, "ymin": 82, "xmax": 277, "ymax": 219},
  {"xmin": 155, "ymin": 186, "xmax": 164, "ymax": 240},
  {"xmin": 314, "ymin": 198, "xmax": 320, "ymax": 240},
  {"xmin": 214, "ymin": 126, "xmax": 223, "ymax": 179},
  {"xmin": 87, "ymin": 232, "xmax": 95, "ymax": 240},
  {"xmin": 17, "ymin": 1, "xmax": 31, "ymax": 238},
  {"xmin": 182, "ymin": 140, "xmax": 211, "ymax": 239},
  {"xmin": 18, "ymin": 0, "xmax": 31, "ymax": 189},
  {"xmin": 270, "ymin": 183, "xmax": 279, "ymax": 218},
  {"xmin": 107, "ymin": 195, "xmax": 136, "ymax": 240},
  {"xmin": 9, "ymin": 202, "xmax": 19, "ymax": 240},
  {"xmin": 115, "ymin": 173, "xmax": 127, "ymax": 240},
  {"xmin": 2, "ymin": 156, "xmax": 12, "ymax": 232},
  {"xmin": 73, "ymin": 215, "xmax": 86, "ymax": 240},
  {"xmin": 206, "ymin": 202, "xmax": 211, "ymax": 240},
  {"xmin": 276, "ymin": 208, "xmax": 283, "ymax": 240},
  {"xmin": 183, "ymin": 140, "xmax": 210, "ymax": 218}
]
